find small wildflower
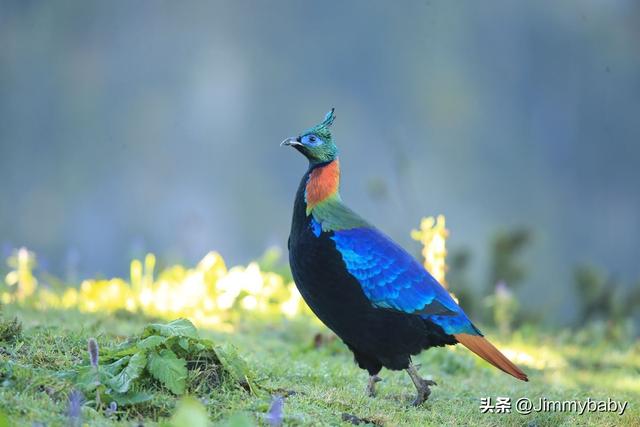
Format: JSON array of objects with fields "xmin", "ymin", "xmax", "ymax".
[
  {"xmin": 492, "ymin": 281, "xmax": 518, "ymax": 335},
  {"xmin": 105, "ymin": 401, "xmax": 117, "ymax": 417},
  {"xmin": 67, "ymin": 389, "xmax": 84, "ymax": 427},
  {"xmin": 495, "ymin": 280, "xmax": 512, "ymax": 299},
  {"xmin": 88, "ymin": 338, "xmax": 99, "ymax": 368},
  {"xmin": 266, "ymin": 395, "xmax": 284, "ymax": 426}
]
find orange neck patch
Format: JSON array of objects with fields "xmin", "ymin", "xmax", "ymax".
[{"xmin": 306, "ymin": 160, "xmax": 340, "ymax": 212}]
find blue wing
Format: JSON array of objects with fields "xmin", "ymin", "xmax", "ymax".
[{"xmin": 331, "ymin": 227, "xmax": 480, "ymax": 336}]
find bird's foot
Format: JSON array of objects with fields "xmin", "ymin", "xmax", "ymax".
[
  {"xmin": 366, "ymin": 375, "xmax": 382, "ymax": 398},
  {"xmin": 410, "ymin": 378, "xmax": 436, "ymax": 406},
  {"xmin": 406, "ymin": 363, "xmax": 437, "ymax": 406}
]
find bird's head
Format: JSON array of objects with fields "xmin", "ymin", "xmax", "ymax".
[{"xmin": 281, "ymin": 109, "xmax": 338, "ymax": 164}]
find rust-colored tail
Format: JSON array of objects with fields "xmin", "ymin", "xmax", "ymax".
[{"xmin": 454, "ymin": 333, "xmax": 528, "ymax": 381}]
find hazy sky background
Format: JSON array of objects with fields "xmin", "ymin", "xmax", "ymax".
[{"xmin": 1, "ymin": 1, "xmax": 639, "ymax": 324}]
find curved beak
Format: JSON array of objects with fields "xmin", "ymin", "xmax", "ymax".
[{"xmin": 281, "ymin": 137, "xmax": 302, "ymax": 147}]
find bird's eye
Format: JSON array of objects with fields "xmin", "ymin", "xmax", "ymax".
[{"xmin": 303, "ymin": 134, "xmax": 321, "ymax": 146}]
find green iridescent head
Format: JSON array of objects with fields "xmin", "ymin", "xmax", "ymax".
[{"xmin": 281, "ymin": 109, "xmax": 338, "ymax": 164}]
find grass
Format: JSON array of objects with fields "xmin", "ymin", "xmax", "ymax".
[{"xmin": 0, "ymin": 305, "xmax": 638, "ymax": 426}]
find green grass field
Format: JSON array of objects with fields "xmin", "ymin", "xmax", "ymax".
[{"xmin": 0, "ymin": 305, "xmax": 637, "ymax": 426}]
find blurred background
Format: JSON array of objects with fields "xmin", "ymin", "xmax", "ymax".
[{"xmin": 1, "ymin": 1, "xmax": 639, "ymax": 329}]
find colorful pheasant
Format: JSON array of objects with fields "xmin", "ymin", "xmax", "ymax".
[{"xmin": 282, "ymin": 110, "xmax": 528, "ymax": 405}]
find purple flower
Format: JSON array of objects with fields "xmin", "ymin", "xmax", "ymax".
[
  {"xmin": 266, "ymin": 395, "xmax": 284, "ymax": 426},
  {"xmin": 495, "ymin": 280, "xmax": 512, "ymax": 299},
  {"xmin": 105, "ymin": 401, "xmax": 117, "ymax": 417},
  {"xmin": 67, "ymin": 389, "xmax": 84, "ymax": 427},
  {"xmin": 88, "ymin": 338, "xmax": 99, "ymax": 368}
]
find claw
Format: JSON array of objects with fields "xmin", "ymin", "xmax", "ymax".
[{"xmin": 406, "ymin": 363, "xmax": 437, "ymax": 406}]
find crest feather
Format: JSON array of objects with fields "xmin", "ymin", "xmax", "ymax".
[
  {"xmin": 321, "ymin": 108, "xmax": 336, "ymax": 128},
  {"xmin": 304, "ymin": 108, "xmax": 336, "ymax": 141}
]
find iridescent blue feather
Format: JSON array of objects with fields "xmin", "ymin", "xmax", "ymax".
[
  {"xmin": 310, "ymin": 217, "xmax": 322, "ymax": 237},
  {"xmin": 331, "ymin": 227, "xmax": 480, "ymax": 336}
]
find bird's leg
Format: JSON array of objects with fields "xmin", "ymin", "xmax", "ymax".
[
  {"xmin": 366, "ymin": 374, "xmax": 382, "ymax": 397},
  {"xmin": 406, "ymin": 363, "xmax": 437, "ymax": 406}
]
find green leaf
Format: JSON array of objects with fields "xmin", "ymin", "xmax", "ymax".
[
  {"xmin": 75, "ymin": 365, "xmax": 114, "ymax": 392},
  {"xmin": 103, "ymin": 356, "xmax": 131, "ymax": 375},
  {"xmin": 170, "ymin": 396, "xmax": 209, "ymax": 427},
  {"xmin": 103, "ymin": 343, "xmax": 139, "ymax": 360},
  {"xmin": 144, "ymin": 318, "xmax": 198, "ymax": 339},
  {"xmin": 148, "ymin": 349, "xmax": 188, "ymax": 395},
  {"xmin": 109, "ymin": 351, "xmax": 147, "ymax": 393},
  {"xmin": 108, "ymin": 390, "xmax": 153, "ymax": 406},
  {"xmin": 138, "ymin": 335, "xmax": 166, "ymax": 350},
  {"xmin": 213, "ymin": 343, "xmax": 256, "ymax": 394},
  {"xmin": 198, "ymin": 338, "xmax": 216, "ymax": 348},
  {"xmin": 178, "ymin": 337, "xmax": 190, "ymax": 351},
  {"xmin": 164, "ymin": 335, "xmax": 187, "ymax": 355}
]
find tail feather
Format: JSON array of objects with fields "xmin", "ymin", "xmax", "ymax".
[{"xmin": 454, "ymin": 333, "xmax": 528, "ymax": 382}]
